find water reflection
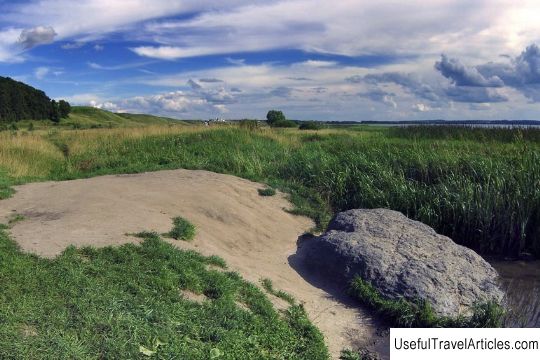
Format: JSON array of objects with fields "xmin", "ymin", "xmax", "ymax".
[{"xmin": 489, "ymin": 260, "xmax": 540, "ymax": 327}]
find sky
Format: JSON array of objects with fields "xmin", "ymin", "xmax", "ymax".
[{"xmin": 1, "ymin": 0, "xmax": 540, "ymax": 121}]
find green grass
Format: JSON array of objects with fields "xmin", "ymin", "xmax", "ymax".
[
  {"xmin": 261, "ymin": 278, "xmax": 296, "ymax": 305},
  {"xmin": 349, "ymin": 277, "xmax": 505, "ymax": 328},
  {"xmin": 0, "ymin": 229, "xmax": 328, "ymax": 359},
  {"xmin": 0, "ymin": 120, "xmax": 536, "ymax": 356},
  {"xmin": 7, "ymin": 214, "xmax": 25, "ymax": 226},
  {"xmin": 258, "ymin": 188, "xmax": 277, "ymax": 196},
  {"xmin": 11, "ymin": 106, "xmax": 189, "ymax": 131},
  {"xmin": 1, "ymin": 125, "xmax": 539, "ymax": 257},
  {"xmin": 166, "ymin": 216, "xmax": 196, "ymax": 241}
]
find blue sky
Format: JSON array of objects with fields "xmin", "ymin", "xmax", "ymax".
[{"xmin": 1, "ymin": 0, "xmax": 540, "ymax": 121}]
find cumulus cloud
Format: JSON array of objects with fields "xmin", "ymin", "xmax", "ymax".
[
  {"xmin": 348, "ymin": 72, "xmax": 439, "ymax": 102},
  {"xmin": 18, "ymin": 26, "xmax": 57, "ymax": 49},
  {"xmin": 358, "ymin": 89, "xmax": 397, "ymax": 108},
  {"xmin": 412, "ymin": 103, "xmax": 430, "ymax": 112},
  {"xmin": 90, "ymin": 100, "xmax": 119, "ymax": 111},
  {"xmin": 187, "ymin": 79, "xmax": 236, "ymax": 105},
  {"xmin": 443, "ymin": 86, "xmax": 507, "ymax": 103},
  {"xmin": 434, "ymin": 54, "xmax": 504, "ymax": 87},
  {"xmin": 474, "ymin": 44, "xmax": 540, "ymax": 101},
  {"xmin": 99, "ymin": 90, "xmax": 229, "ymax": 117}
]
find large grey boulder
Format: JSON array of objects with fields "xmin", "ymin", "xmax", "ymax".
[{"xmin": 305, "ymin": 208, "xmax": 504, "ymax": 318}]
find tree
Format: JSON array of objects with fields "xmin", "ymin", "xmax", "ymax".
[
  {"xmin": 58, "ymin": 100, "xmax": 71, "ymax": 118},
  {"xmin": 266, "ymin": 110, "xmax": 286, "ymax": 126},
  {"xmin": 0, "ymin": 76, "xmax": 54, "ymax": 122},
  {"xmin": 49, "ymin": 100, "xmax": 60, "ymax": 123}
]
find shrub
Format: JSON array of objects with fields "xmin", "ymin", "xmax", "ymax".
[
  {"xmin": 272, "ymin": 119, "xmax": 297, "ymax": 128},
  {"xmin": 299, "ymin": 121, "xmax": 323, "ymax": 130}
]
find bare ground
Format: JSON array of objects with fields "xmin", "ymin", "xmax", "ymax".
[{"xmin": 0, "ymin": 169, "xmax": 388, "ymax": 359}]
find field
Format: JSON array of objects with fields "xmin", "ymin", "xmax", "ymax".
[
  {"xmin": 1, "ymin": 120, "xmax": 538, "ymax": 257},
  {"xmin": 1, "ymin": 114, "xmax": 539, "ymax": 358}
]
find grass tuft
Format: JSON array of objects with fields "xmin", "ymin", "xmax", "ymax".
[
  {"xmin": 349, "ymin": 276, "xmax": 504, "ymax": 328},
  {"xmin": 166, "ymin": 217, "xmax": 196, "ymax": 241},
  {"xmin": 8, "ymin": 214, "xmax": 25, "ymax": 226},
  {"xmin": 258, "ymin": 187, "xmax": 276, "ymax": 196},
  {"xmin": 261, "ymin": 278, "xmax": 296, "ymax": 305}
]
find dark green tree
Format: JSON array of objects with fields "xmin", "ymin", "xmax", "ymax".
[
  {"xmin": 266, "ymin": 110, "xmax": 286, "ymax": 126},
  {"xmin": 0, "ymin": 76, "xmax": 54, "ymax": 122},
  {"xmin": 49, "ymin": 100, "xmax": 60, "ymax": 123},
  {"xmin": 58, "ymin": 100, "xmax": 71, "ymax": 118}
]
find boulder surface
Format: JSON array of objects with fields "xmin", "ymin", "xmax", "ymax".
[{"xmin": 305, "ymin": 208, "xmax": 504, "ymax": 318}]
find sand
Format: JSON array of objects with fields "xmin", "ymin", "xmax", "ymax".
[{"xmin": 0, "ymin": 169, "xmax": 388, "ymax": 358}]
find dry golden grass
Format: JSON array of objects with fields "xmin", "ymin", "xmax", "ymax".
[
  {"xmin": 0, "ymin": 132, "xmax": 63, "ymax": 178},
  {"xmin": 53, "ymin": 124, "xmax": 209, "ymax": 157}
]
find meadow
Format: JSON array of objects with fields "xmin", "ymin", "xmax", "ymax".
[
  {"xmin": 1, "ymin": 116, "xmax": 539, "ymax": 357},
  {"xmin": 1, "ymin": 121, "xmax": 538, "ymax": 258}
]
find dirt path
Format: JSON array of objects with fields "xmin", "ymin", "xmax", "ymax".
[{"xmin": 0, "ymin": 169, "xmax": 388, "ymax": 358}]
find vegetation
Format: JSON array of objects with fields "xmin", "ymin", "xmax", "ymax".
[
  {"xmin": 266, "ymin": 110, "xmax": 286, "ymax": 126},
  {"xmin": 238, "ymin": 119, "xmax": 259, "ymax": 131},
  {"xmin": 349, "ymin": 277, "xmax": 504, "ymax": 328},
  {"xmin": 63, "ymin": 107, "xmax": 182, "ymax": 130},
  {"xmin": 299, "ymin": 121, "xmax": 323, "ymax": 130},
  {"xmin": 0, "ymin": 76, "xmax": 70, "ymax": 122},
  {"xmin": 272, "ymin": 119, "xmax": 298, "ymax": 128},
  {"xmin": 166, "ymin": 216, "xmax": 196, "ymax": 241},
  {"xmin": 265, "ymin": 110, "xmax": 296, "ymax": 128},
  {"xmin": 261, "ymin": 278, "xmax": 296, "ymax": 305},
  {"xmin": 0, "ymin": 124, "xmax": 538, "ymax": 257},
  {"xmin": 0, "ymin": 229, "xmax": 328, "ymax": 359},
  {"xmin": 258, "ymin": 188, "xmax": 277, "ymax": 196},
  {"xmin": 0, "ymin": 116, "xmax": 537, "ymax": 355}
]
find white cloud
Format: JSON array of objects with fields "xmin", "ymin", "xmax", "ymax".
[
  {"xmin": 3, "ymin": 0, "xmax": 539, "ymax": 63},
  {"xmin": 87, "ymin": 61, "xmax": 153, "ymax": 71},
  {"xmin": 61, "ymin": 42, "xmax": 85, "ymax": 49},
  {"xmin": 34, "ymin": 66, "xmax": 50, "ymax": 79},
  {"xmin": 131, "ymin": 0, "xmax": 540, "ymax": 62},
  {"xmin": 107, "ymin": 90, "xmax": 228, "ymax": 117},
  {"xmin": 413, "ymin": 103, "xmax": 431, "ymax": 112}
]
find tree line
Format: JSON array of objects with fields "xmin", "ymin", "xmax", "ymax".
[{"xmin": 0, "ymin": 76, "xmax": 71, "ymax": 123}]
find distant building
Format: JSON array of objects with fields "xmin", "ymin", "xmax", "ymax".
[{"xmin": 208, "ymin": 117, "xmax": 227, "ymax": 124}]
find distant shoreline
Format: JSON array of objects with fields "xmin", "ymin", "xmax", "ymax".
[{"xmin": 324, "ymin": 120, "xmax": 540, "ymax": 126}]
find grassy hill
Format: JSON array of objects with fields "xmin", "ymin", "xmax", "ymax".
[
  {"xmin": 66, "ymin": 107, "xmax": 192, "ymax": 128},
  {"xmin": 13, "ymin": 106, "xmax": 191, "ymax": 130}
]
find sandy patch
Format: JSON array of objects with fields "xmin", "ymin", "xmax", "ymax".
[{"xmin": 0, "ymin": 169, "xmax": 388, "ymax": 358}]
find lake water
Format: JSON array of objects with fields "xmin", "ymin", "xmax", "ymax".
[{"xmin": 489, "ymin": 260, "xmax": 540, "ymax": 327}]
